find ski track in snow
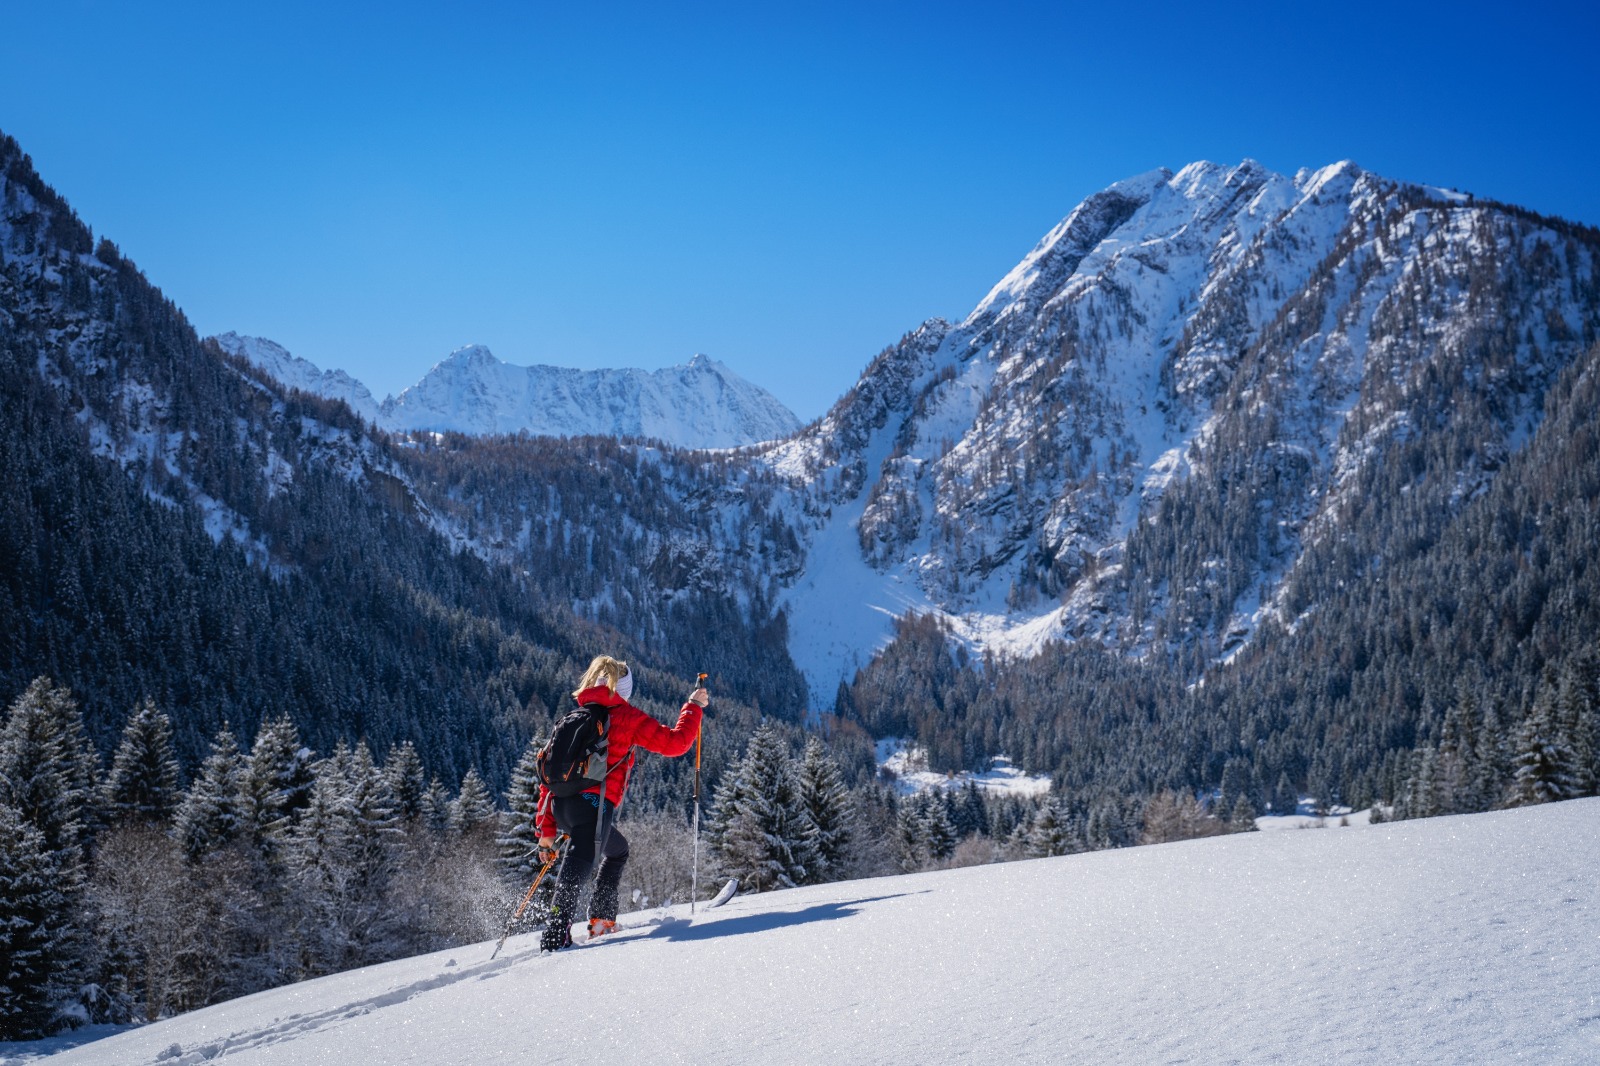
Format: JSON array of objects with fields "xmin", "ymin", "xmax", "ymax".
[{"xmin": 18, "ymin": 799, "xmax": 1600, "ymax": 1066}]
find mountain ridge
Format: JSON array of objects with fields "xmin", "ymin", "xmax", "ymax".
[{"xmin": 214, "ymin": 333, "xmax": 802, "ymax": 450}]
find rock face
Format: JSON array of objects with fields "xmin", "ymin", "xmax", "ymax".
[{"xmin": 757, "ymin": 159, "xmax": 1600, "ymax": 693}]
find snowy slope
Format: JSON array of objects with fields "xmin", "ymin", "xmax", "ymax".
[
  {"xmin": 18, "ymin": 799, "xmax": 1599, "ymax": 1065},
  {"xmin": 214, "ymin": 333, "xmax": 384, "ymax": 426},
  {"xmin": 381, "ymin": 346, "xmax": 802, "ymax": 448}
]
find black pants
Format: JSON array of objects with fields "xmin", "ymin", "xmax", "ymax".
[{"xmin": 551, "ymin": 793, "xmax": 629, "ymax": 921}]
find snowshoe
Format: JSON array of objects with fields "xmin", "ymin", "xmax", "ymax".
[
  {"xmin": 587, "ymin": 918, "xmax": 618, "ymax": 941},
  {"xmin": 540, "ymin": 915, "xmax": 573, "ymax": 953}
]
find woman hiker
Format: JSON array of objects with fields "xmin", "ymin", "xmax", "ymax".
[{"xmin": 536, "ymin": 655, "xmax": 706, "ymax": 952}]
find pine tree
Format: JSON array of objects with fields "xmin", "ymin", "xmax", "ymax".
[
  {"xmin": 498, "ymin": 742, "xmax": 545, "ymax": 880},
  {"xmin": 1227, "ymin": 793, "xmax": 1259, "ymax": 832},
  {"xmin": 1509, "ymin": 687, "xmax": 1582, "ymax": 806},
  {"xmin": 1026, "ymin": 796, "xmax": 1077, "ymax": 857},
  {"xmin": 709, "ymin": 723, "xmax": 816, "ymax": 892},
  {"xmin": 895, "ymin": 793, "xmax": 931, "ymax": 871},
  {"xmin": 950, "ymin": 781, "xmax": 990, "ymax": 839},
  {"xmin": 383, "ymin": 742, "xmax": 427, "ymax": 824},
  {"xmin": 921, "ymin": 792, "xmax": 958, "ymax": 862},
  {"xmin": 241, "ymin": 715, "xmax": 314, "ymax": 848},
  {"xmin": 0, "ymin": 677, "xmax": 98, "ymax": 856},
  {"xmin": 1556, "ymin": 666, "xmax": 1597, "ymax": 797},
  {"xmin": 450, "ymin": 768, "xmax": 497, "ymax": 836},
  {"xmin": 102, "ymin": 698, "xmax": 181, "ymax": 826},
  {"xmin": 285, "ymin": 742, "xmax": 404, "ymax": 973},
  {"xmin": 173, "ymin": 726, "xmax": 246, "ymax": 860},
  {"xmin": 418, "ymin": 776, "xmax": 453, "ymax": 834},
  {"xmin": 795, "ymin": 738, "xmax": 854, "ymax": 883},
  {"xmin": 0, "ymin": 802, "xmax": 71, "ymax": 1040}
]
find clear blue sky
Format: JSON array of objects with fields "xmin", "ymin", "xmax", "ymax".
[{"xmin": 4, "ymin": 1, "xmax": 1596, "ymax": 420}]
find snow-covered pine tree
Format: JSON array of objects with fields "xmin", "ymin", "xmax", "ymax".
[
  {"xmin": 345, "ymin": 742, "xmax": 402, "ymax": 859},
  {"xmin": 1026, "ymin": 796, "xmax": 1077, "ymax": 857},
  {"xmin": 895, "ymin": 793, "xmax": 930, "ymax": 871},
  {"xmin": 450, "ymin": 768, "xmax": 497, "ymax": 837},
  {"xmin": 709, "ymin": 723, "xmax": 816, "ymax": 892},
  {"xmin": 172, "ymin": 725, "xmax": 246, "ymax": 860},
  {"xmin": 418, "ymin": 776, "xmax": 453, "ymax": 834},
  {"xmin": 0, "ymin": 676, "xmax": 98, "ymax": 857},
  {"xmin": 102, "ymin": 698, "xmax": 181, "ymax": 826},
  {"xmin": 796, "ymin": 737, "xmax": 854, "ymax": 883},
  {"xmin": 950, "ymin": 781, "xmax": 990, "ymax": 840},
  {"xmin": 285, "ymin": 741, "xmax": 404, "ymax": 973},
  {"xmin": 921, "ymin": 792, "xmax": 958, "ymax": 862},
  {"xmin": 1227, "ymin": 793, "xmax": 1259, "ymax": 832},
  {"xmin": 1556, "ymin": 664, "xmax": 1597, "ymax": 797},
  {"xmin": 241, "ymin": 715, "xmax": 314, "ymax": 849},
  {"xmin": 498, "ymin": 742, "xmax": 544, "ymax": 880},
  {"xmin": 383, "ymin": 742, "xmax": 427, "ymax": 824},
  {"xmin": 1395, "ymin": 745, "xmax": 1441, "ymax": 821},
  {"xmin": 1509, "ymin": 685, "xmax": 1582, "ymax": 806},
  {"xmin": 1435, "ymin": 688, "xmax": 1484, "ymax": 813},
  {"xmin": 1270, "ymin": 773, "xmax": 1298, "ymax": 816},
  {"xmin": 0, "ymin": 801, "xmax": 71, "ymax": 1040}
]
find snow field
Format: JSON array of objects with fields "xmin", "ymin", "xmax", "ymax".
[{"xmin": 25, "ymin": 798, "xmax": 1599, "ymax": 1065}]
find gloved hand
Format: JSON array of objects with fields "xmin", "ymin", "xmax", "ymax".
[
  {"xmin": 689, "ymin": 687, "xmax": 709, "ymax": 707},
  {"xmin": 537, "ymin": 836, "xmax": 561, "ymax": 865}
]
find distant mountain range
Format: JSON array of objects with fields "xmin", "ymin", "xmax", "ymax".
[{"xmin": 213, "ymin": 333, "xmax": 802, "ymax": 450}]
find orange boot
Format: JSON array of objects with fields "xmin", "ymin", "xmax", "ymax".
[{"xmin": 587, "ymin": 918, "xmax": 618, "ymax": 941}]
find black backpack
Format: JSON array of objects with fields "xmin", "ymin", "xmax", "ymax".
[{"xmin": 536, "ymin": 702, "xmax": 612, "ymax": 797}]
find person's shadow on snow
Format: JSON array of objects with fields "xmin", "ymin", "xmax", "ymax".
[{"xmin": 653, "ymin": 893, "xmax": 923, "ymax": 942}]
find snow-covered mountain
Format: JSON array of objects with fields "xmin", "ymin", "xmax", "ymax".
[
  {"xmin": 23, "ymin": 799, "xmax": 1600, "ymax": 1065},
  {"xmin": 755, "ymin": 159, "xmax": 1600, "ymax": 696},
  {"xmin": 216, "ymin": 334, "xmax": 803, "ymax": 449},
  {"xmin": 214, "ymin": 332, "xmax": 384, "ymax": 426},
  {"xmin": 381, "ymin": 346, "xmax": 802, "ymax": 448}
]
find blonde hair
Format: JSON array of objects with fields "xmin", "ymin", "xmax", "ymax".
[{"xmin": 574, "ymin": 655, "xmax": 629, "ymax": 699}]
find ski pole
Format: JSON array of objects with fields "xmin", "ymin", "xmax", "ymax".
[
  {"xmin": 490, "ymin": 834, "xmax": 567, "ymax": 960},
  {"xmin": 691, "ymin": 672, "xmax": 706, "ymax": 914}
]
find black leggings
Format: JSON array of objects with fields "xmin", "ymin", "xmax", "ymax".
[{"xmin": 551, "ymin": 794, "xmax": 629, "ymax": 921}]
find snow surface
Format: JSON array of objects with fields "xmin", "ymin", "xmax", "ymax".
[
  {"xmin": 876, "ymin": 739, "xmax": 1052, "ymax": 797},
  {"xmin": 16, "ymin": 799, "xmax": 1598, "ymax": 1065}
]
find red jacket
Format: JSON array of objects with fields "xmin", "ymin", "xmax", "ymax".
[{"xmin": 535, "ymin": 685, "xmax": 702, "ymax": 839}]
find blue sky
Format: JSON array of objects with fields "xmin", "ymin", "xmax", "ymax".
[{"xmin": 4, "ymin": 1, "xmax": 1596, "ymax": 420}]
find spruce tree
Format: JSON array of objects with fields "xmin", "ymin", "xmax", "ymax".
[
  {"xmin": 709, "ymin": 723, "xmax": 816, "ymax": 892},
  {"xmin": 102, "ymin": 698, "xmax": 181, "ymax": 826},
  {"xmin": 384, "ymin": 742, "xmax": 427, "ymax": 824},
  {"xmin": 1556, "ymin": 666, "xmax": 1597, "ymax": 797},
  {"xmin": 921, "ymin": 793, "xmax": 958, "ymax": 862},
  {"xmin": 796, "ymin": 738, "xmax": 854, "ymax": 883},
  {"xmin": 895, "ymin": 793, "xmax": 931, "ymax": 871},
  {"xmin": 0, "ymin": 677, "xmax": 98, "ymax": 857},
  {"xmin": 1227, "ymin": 793, "xmax": 1259, "ymax": 832},
  {"xmin": 498, "ymin": 742, "xmax": 545, "ymax": 879},
  {"xmin": 1510, "ymin": 687, "xmax": 1581, "ymax": 806},
  {"xmin": 0, "ymin": 802, "xmax": 71, "ymax": 1040},
  {"xmin": 1026, "ymin": 796, "xmax": 1076, "ymax": 857},
  {"xmin": 241, "ymin": 715, "xmax": 314, "ymax": 848},
  {"xmin": 451, "ymin": 768, "xmax": 497, "ymax": 836},
  {"xmin": 173, "ymin": 726, "xmax": 246, "ymax": 860},
  {"xmin": 418, "ymin": 776, "xmax": 453, "ymax": 835}
]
